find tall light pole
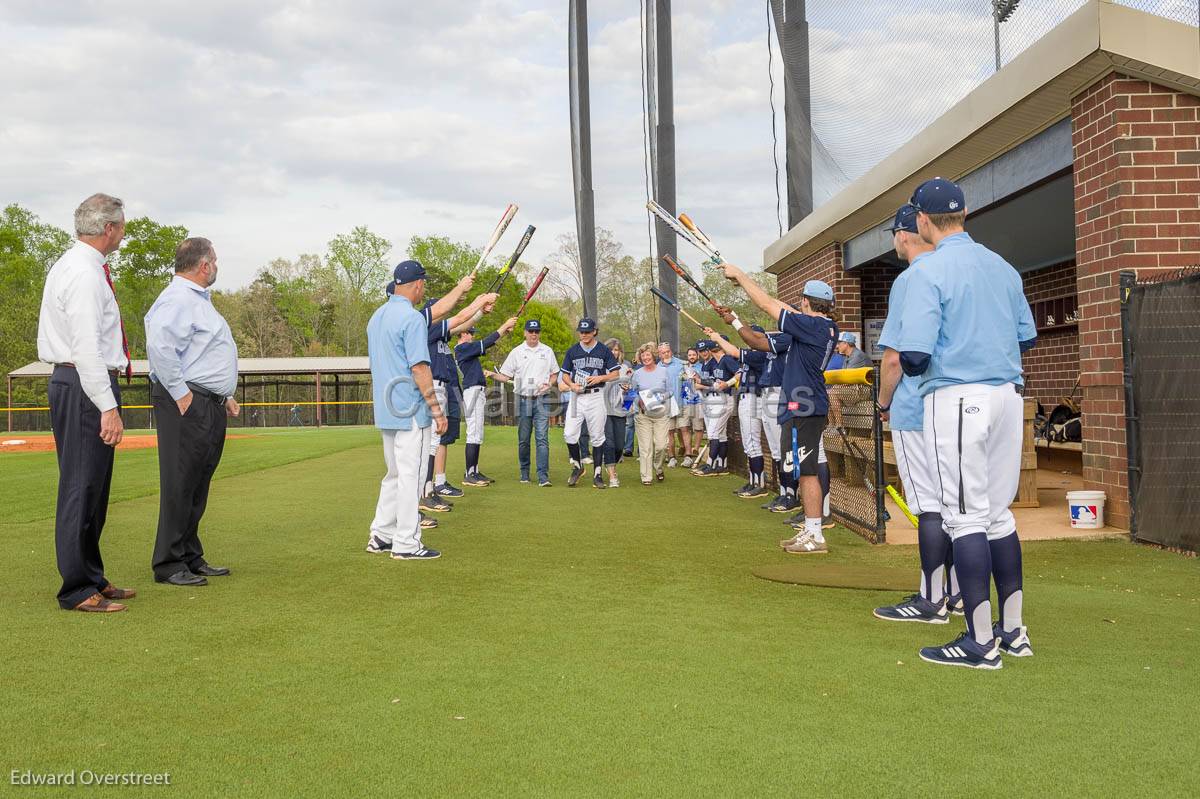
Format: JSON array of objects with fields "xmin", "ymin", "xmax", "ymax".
[
  {"xmin": 569, "ymin": 0, "xmax": 598, "ymax": 317},
  {"xmin": 993, "ymin": 0, "xmax": 1021, "ymax": 72},
  {"xmin": 648, "ymin": 0, "xmax": 679, "ymax": 350}
]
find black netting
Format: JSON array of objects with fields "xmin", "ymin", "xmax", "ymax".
[{"xmin": 1125, "ymin": 270, "xmax": 1200, "ymax": 551}]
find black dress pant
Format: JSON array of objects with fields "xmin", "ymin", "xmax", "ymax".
[
  {"xmin": 48, "ymin": 366, "xmax": 120, "ymax": 609},
  {"xmin": 152, "ymin": 384, "xmax": 227, "ymax": 579}
]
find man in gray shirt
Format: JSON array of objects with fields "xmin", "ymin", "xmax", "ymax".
[{"xmin": 836, "ymin": 332, "xmax": 872, "ymax": 369}]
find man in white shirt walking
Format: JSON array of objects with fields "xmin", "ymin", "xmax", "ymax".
[
  {"xmin": 144, "ymin": 237, "xmax": 240, "ymax": 587},
  {"xmin": 37, "ymin": 193, "xmax": 135, "ymax": 612},
  {"xmin": 491, "ymin": 320, "xmax": 559, "ymax": 486}
]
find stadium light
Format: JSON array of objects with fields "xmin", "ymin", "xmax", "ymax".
[{"xmin": 992, "ymin": 0, "xmax": 1021, "ymax": 71}]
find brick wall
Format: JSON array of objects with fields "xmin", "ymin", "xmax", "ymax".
[
  {"xmin": 1071, "ymin": 72, "xmax": 1200, "ymax": 528},
  {"xmin": 1021, "ymin": 260, "xmax": 1080, "ymax": 408},
  {"xmin": 777, "ymin": 242, "xmax": 862, "ymax": 332}
]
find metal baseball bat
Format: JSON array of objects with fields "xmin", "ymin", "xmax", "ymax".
[
  {"xmin": 649, "ymin": 285, "xmax": 706, "ymax": 330},
  {"xmin": 662, "ymin": 254, "xmax": 720, "ymax": 310},
  {"xmin": 489, "ymin": 224, "xmax": 535, "ymax": 293}
]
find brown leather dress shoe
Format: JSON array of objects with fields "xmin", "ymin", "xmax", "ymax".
[
  {"xmin": 72, "ymin": 593, "xmax": 127, "ymax": 613},
  {"xmin": 101, "ymin": 583, "xmax": 137, "ymax": 600}
]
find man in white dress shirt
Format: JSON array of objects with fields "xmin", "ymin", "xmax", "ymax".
[
  {"xmin": 490, "ymin": 320, "xmax": 559, "ymax": 486},
  {"xmin": 37, "ymin": 193, "xmax": 135, "ymax": 612},
  {"xmin": 144, "ymin": 237, "xmax": 240, "ymax": 587}
]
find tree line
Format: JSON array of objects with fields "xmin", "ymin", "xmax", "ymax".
[{"xmin": 1, "ymin": 203, "xmax": 775, "ymax": 406}]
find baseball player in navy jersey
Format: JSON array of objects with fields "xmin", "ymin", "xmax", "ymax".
[
  {"xmin": 419, "ymin": 287, "xmax": 499, "ymax": 513},
  {"xmin": 719, "ymin": 265, "xmax": 838, "ymax": 554},
  {"xmin": 558, "ymin": 318, "xmax": 620, "ymax": 488},
  {"xmin": 706, "ymin": 327, "xmax": 769, "ymax": 496},
  {"xmin": 894, "ymin": 178, "xmax": 1038, "ymax": 670},
  {"xmin": 873, "ymin": 204, "xmax": 960, "ymax": 625},
  {"xmin": 454, "ymin": 316, "xmax": 518, "ymax": 487},
  {"xmin": 690, "ymin": 340, "xmax": 739, "ymax": 477}
]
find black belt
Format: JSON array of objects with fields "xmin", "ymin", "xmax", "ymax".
[
  {"xmin": 579, "ymin": 387, "xmax": 602, "ymax": 395},
  {"xmin": 55, "ymin": 363, "xmax": 119, "ymax": 379},
  {"xmin": 185, "ymin": 382, "xmax": 225, "ymax": 403}
]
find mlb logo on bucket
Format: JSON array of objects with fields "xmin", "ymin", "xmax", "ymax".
[{"xmin": 1071, "ymin": 504, "xmax": 1098, "ymax": 525}]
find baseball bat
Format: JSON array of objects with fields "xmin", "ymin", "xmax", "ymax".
[
  {"xmin": 471, "ymin": 203, "xmax": 519, "ymax": 276},
  {"xmin": 886, "ymin": 485, "xmax": 919, "ymax": 529},
  {"xmin": 514, "ymin": 266, "xmax": 550, "ymax": 318},
  {"xmin": 488, "ymin": 224, "xmax": 535, "ymax": 293},
  {"xmin": 649, "ymin": 285, "xmax": 706, "ymax": 331},
  {"xmin": 677, "ymin": 213, "xmax": 722, "ymax": 262},
  {"xmin": 646, "ymin": 201, "xmax": 715, "ymax": 261},
  {"xmin": 662, "ymin": 254, "xmax": 720, "ymax": 310}
]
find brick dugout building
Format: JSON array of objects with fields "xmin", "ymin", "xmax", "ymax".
[{"xmin": 764, "ymin": 1, "xmax": 1200, "ymax": 529}]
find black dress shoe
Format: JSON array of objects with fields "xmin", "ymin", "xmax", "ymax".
[
  {"xmin": 156, "ymin": 570, "xmax": 208, "ymax": 586},
  {"xmin": 193, "ymin": 564, "xmax": 231, "ymax": 577}
]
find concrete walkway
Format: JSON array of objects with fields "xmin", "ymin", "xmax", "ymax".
[{"xmin": 883, "ymin": 469, "xmax": 1125, "ymax": 545}]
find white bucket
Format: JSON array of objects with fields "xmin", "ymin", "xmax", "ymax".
[{"xmin": 1067, "ymin": 490, "xmax": 1106, "ymax": 529}]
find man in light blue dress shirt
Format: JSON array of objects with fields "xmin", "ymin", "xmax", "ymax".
[{"xmin": 144, "ymin": 237, "xmax": 240, "ymax": 587}]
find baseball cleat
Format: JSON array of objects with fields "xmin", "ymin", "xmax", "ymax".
[
  {"xmin": 784, "ymin": 534, "xmax": 828, "ymax": 555},
  {"xmin": 784, "ymin": 512, "xmax": 805, "ymax": 526},
  {"xmin": 593, "ymin": 474, "xmax": 607, "ymax": 489},
  {"xmin": 567, "ymin": 466, "xmax": 583, "ymax": 487},
  {"xmin": 434, "ymin": 482, "xmax": 464, "ymax": 498},
  {"xmin": 391, "ymin": 548, "xmax": 441, "ymax": 561},
  {"xmin": 947, "ymin": 593, "xmax": 964, "ymax": 615},
  {"xmin": 419, "ymin": 512, "xmax": 438, "ymax": 529},
  {"xmin": 733, "ymin": 482, "xmax": 752, "ymax": 495},
  {"xmin": 873, "ymin": 594, "xmax": 950, "ymax": 624},
  {"xmin": 462, "ymin": 474, "xmax": 490, "ymax": 488},
  {"xmin": 994, "ymin": 624, "xmax": 1034, "ymax": 657},
  {"xmin": 770, "ymin": 496, "xmax": 799, "ymax": 513},
  {"xmin": 739, "ymin": 484, "xmax": 769, "ymax": 498},
  {"xmin": 419, "ymin": 495, "xmax": 452, "ymax": 513},
  {"xmin": 919, "ymin": 633, "xmax": 1002, "ymax": 670},
  {"xmin": 366, "ymin": 535, "xmax": 391, "ymax": 554},
  {"xmin": 762, "ymin": 495, "xmax": 785, "ymax": 511}
]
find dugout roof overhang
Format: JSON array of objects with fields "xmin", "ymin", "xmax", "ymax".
[
  {"xmin": 764, "ymin": 0, "xmax": 1200, "ymax": 275},
  {"xmin": 8, "ymin": 357, "xmax": 371, "ymax": 380}
]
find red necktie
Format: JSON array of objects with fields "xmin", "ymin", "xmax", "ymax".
[{"xmin": 101, "ymin": 262, "xmax": 133, "ymax": 382}]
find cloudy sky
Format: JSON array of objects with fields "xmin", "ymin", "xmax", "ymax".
[{"xmin": 2, "ymin": 0, "xmax": 1192, "ymax": 287}]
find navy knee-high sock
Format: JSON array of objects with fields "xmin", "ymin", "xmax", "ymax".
[
  {"xmin": 425, "ymin": 454, "xmax": 436, "ymax": 494},
  {"xmin": 916, "ymin": 512, "xmax": 949, "ymax": 604},
  {"xmin": 989, "ymin": 532, "xmax": 1024, "ymax": 632},
  {"xmin": 464, "ymin": 443, "xmax": 480, "ymax": 476},
  {"xmin": 567, "ymin": 442, "xmax": 581, "ymax": 466},
  {"xmin": 592, "ymin": 445, "xmax": 605, "ymax": 476},
  {"xmin": 953, "ymin": 532, "xmax": 994, "ymax": 646},
  {"xmin": 945, "ymin": 534, "xmax": 958, "ymax": 596},
  {"xmin": 718, "ymin": 440, "xmax": 728, "ymax": 468},
  {"xmin": 708, "ymin": 439, "xmax": 719, "ymax": 464},
  {"xmin": 749, "ymin": 456, "xmax": 764, "ymax": 486}
]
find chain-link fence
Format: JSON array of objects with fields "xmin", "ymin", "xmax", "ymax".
[{"xmin": 1120, "ymin": 268, "xmax": 1200, "ymax": 552}]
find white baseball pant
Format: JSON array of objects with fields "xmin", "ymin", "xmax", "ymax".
[
  {"xmin": 892, "ymin": 428, "xmax": 940, "ymax": 516},
  {"xmin": 922, "ymin": 382, "xmax": 1023, "ymax": 542},
  {"xmin": 737, "ymin": 393, "xmax": 762, "ymax": 458},
  {"xmin": 758, "ymin": 387, "xmax": 782, "ymax": 460},
  {"xmin": 564, "ymin": 390, "xmax": 607, "ymax": 447},
  {"xmin": 703, "ymin": 393, "xmax": 734, "ymax": 442},
  {"xmin": 369, "ymin": 424, "xmax": 431, "ymax": 555},
  {"xmin": 429, "ymin": 383, "xmax": 449, "ymax": 456},
  {"xmin": 463, "ymin": 385, "xmax": 485, "ymax": 445}
]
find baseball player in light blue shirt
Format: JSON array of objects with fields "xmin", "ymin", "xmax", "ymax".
[
  {"xmin": 874, "ymin": 204, "xmax": 958, "ymax": 626},
  {"xmin": 366, "ymin": 260, "xmax": 447, "ymax": 561},
  {"xmin": 894, "ymin": 178, "xmax": 1037, "ymax": 669}
]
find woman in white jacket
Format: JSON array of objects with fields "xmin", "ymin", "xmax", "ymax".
[{"xmin": 630, "ymin": 342, "xmax": 673, "ymax": 485}]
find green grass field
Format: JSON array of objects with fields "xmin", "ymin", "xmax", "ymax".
[{"xmin": 1, "ymin": 426, "xmax": 1196, "ymax": 797}]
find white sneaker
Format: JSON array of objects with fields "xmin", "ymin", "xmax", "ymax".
[
  {"xmin": 681, "ymin": 456, "xmax": 694, "ymax": 468},
  {"xmin": 667, "ymin": 457, "xmax": 678, "ymax": 468},
  {"xmin": 582, "ymin": 456, "xmax": 593, "ymax": 465},
  {"xmin": 784, "ymin": 532, "xmax": 828, "ymax": 554},
  {"xmin": 609, "ymin": 477, "xmax": 620, "ymax": 488}
]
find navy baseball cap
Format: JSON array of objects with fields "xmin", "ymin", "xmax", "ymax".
[
  {"xmin": 525, "ymin": 319, "xmax": 542, "ymax": 332},
  {"xmin": 384, "ymin": 280, "xmax": 396, "ymax": 296},
  {"xmin": 393, "ymin": 259, "xmax": 427, "ymax": 285},
  {"xmin": 887, "ymin": 204, "xmax": 919, "ymax": 234},
  {"xmin": 577, "ymin": 318, "xmax": 597, "ymax": 333},
  {"xmin": 910, "ymin": 178, "xmax": 965, "ymax": 215},
  {"xmin": 803, "ymin": 280, "xmax": 834, "ymax": 302}
]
